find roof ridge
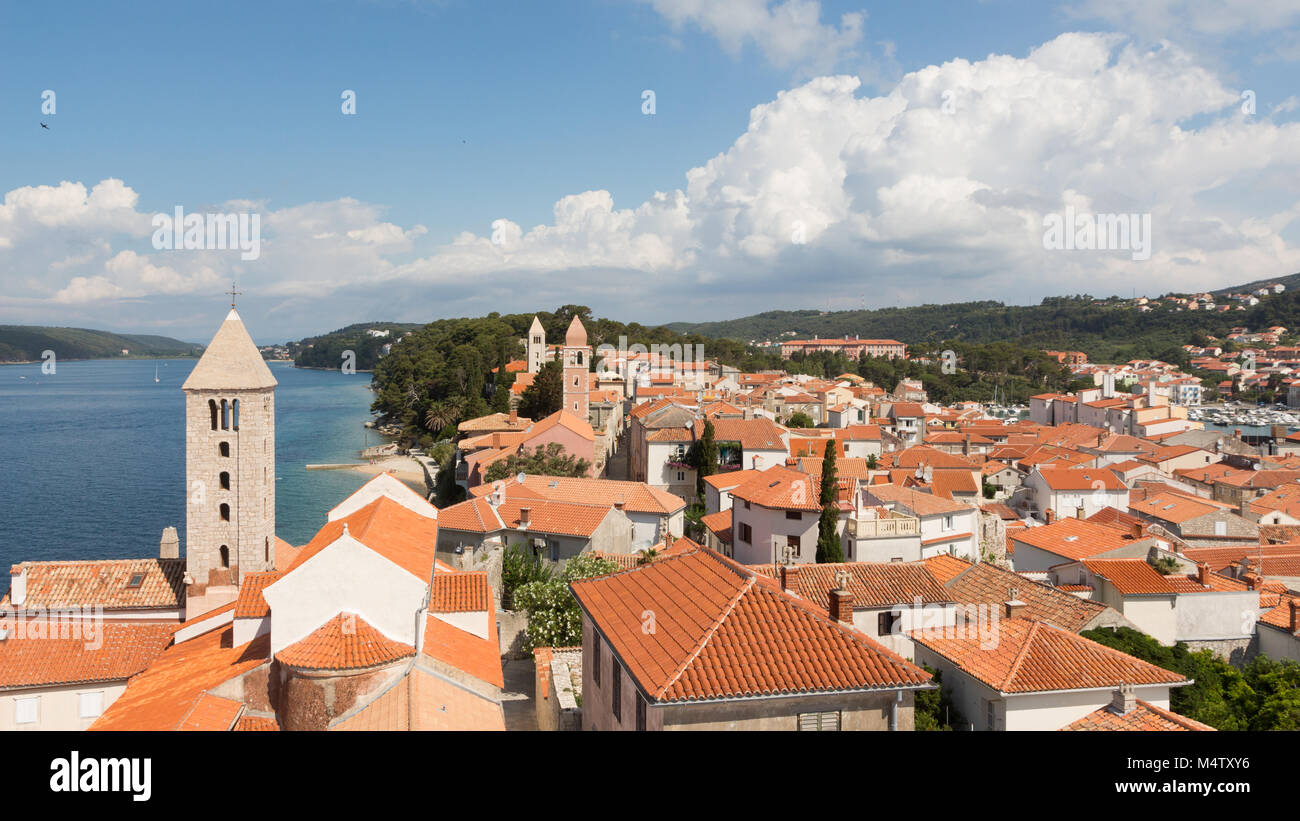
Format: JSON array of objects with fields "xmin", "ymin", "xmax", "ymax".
[
  {"xmin": 654, "ymin": 571, "xmax": 756, "ymax": 700},
  {"xmin": 999, "ymin": 619, "xmax": 1041, "ymax": 691}
]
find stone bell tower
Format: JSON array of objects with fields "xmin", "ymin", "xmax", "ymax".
[
  {"xmin": 561, "ymin": 315, "xmax": 591, "ymax": 422},
  {"xmin": 181, "ymin": 307, "xmax": 278, "ymax": 615}
]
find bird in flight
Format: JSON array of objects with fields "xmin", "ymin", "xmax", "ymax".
[{"xmin": 40, "ymin": 122, "xmax": 49, "ymax": 129}]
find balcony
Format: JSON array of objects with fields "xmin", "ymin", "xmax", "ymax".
[{"xmin": 847, "ymin": 511, "xmax": 920, "ymax": 539}]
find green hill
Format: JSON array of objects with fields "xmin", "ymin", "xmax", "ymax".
[{"xmin": 0, "ymin": 326, "xmax": 201, "ymax": 363}]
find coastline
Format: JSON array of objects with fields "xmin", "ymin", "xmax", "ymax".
[{"xmin": 324, "ymin": 455, "xmax": 430, "ymax": 493}]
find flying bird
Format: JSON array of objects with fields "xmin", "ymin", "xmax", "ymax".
[{"xmin": 40, "ymin": 122, "xmax": 49, "ymax": 129}]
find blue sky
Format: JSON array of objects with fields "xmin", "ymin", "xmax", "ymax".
[{"xmin": 2, "ymin": 1, "xmax": 1299, "ymax": 341}]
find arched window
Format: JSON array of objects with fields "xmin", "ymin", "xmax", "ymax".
[
  {"xmin": 219, "ymin": 545, "xmax": 230, "ymax": 568},
  {"xmin": 219, "ymin": 471, "xmax": 230, "ymax": 490},
  {"xmin": 231, "ymin": 399, "xmax": 240, "ymax": 431},
  {"xmin": 220, "ymin": 399, "xmax": 229, "ymax": 430},
  {"xmin": 219, "ymin": 442, "xmax": 230, "ymax": 457},
  {"xmin": 219, "ymin": 503, "xmax": 230, "ymax": 521},
  {"xmin": 209, "ymin": 399, "xmax": 218, "ymax": 431}
]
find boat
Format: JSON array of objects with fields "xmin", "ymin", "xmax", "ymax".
[{"xmin": 154, "ymin": 364, "xmax": 160, "ymax": 383}]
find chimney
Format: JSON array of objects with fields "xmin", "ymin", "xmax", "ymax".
[
  {"xmin": 160, "ymin": 526, "xmax": 179, "ymax": 560},
  {"xmin": 752, "ymin": 455, "xmax": 763, "ymax": 470},
  {"xmin": 518, "ymin": 507, "xmax": 531, "ymax": 529},
  {"xmin": 8, "ymin": 566, "xmax": 25, "ymax": 608},
  {"xmin": 784, "ymin": 456, "xmax": 797, "ymax": 467},
  {"xmin": 779, "ymin": 563, "xmax": 800, "ymax": 595},
  {"xmin": 1110, "ymin": 682, "xmax": 1136, "ymax": 715},
  {"xmin": 1197, "ymin": 563, "xmax": 1210, "ymax": 586},
  {"xmin": 613, "ymin": 501, "xmax": 625, "ymax": 511},
  {"xmin": 509, "ymin": 408, "xmax": 518, "ymax": 424},
  {"xmin": 1130, "ymin": 522, "xmax": 1143, "ymax": 540},
  {"xmin": 1290, "ymin": 599, "xmax": 1300, "ymax": 633},
  {"xmin": 1004, "ymin": 590, "xmax": 1026, "ymax": 620},
  {"xmin": 1045, "ymin": 509, "xmax": 1055, "ymax": 525},
  {"xmin": 829, "ymin": 571, "xmax": 853, "ymax": 625}
]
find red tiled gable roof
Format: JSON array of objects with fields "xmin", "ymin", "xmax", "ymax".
[
  {"xmin": 6, "ymin": 558, "xmax": 185, "ymax": 611},
  {"xmin": 730, "ymin": 466, "xmax": 821, "ymax": 512},
  {"xmin": 234, "ymin": 571, "xmax": 280, "ymax": 619},
  {"xmin": 570, "ymin": 548, "xmax": 931, "ymax": 703},
  {"xmin": 422, "ymin": 598, "xmax": 504, "ymax": 689},
  {"xmin": 751, "ymin": 561, "xmax": 952, "ymax": 610},
  {"xmin": 439, "ymin": 496, "xmax": 614, "ymax": 538},
  {"xmin": 693, "ymin": 417, "xmax": 787, "ymax": 450},
  {"xmin": 430, "ymin": 570, "xmax": 490, "ymax": 613},
  {"xmin": 1034, "ymin": 466, "xmax": 1125, "ymax": 491},
  {"xmin": 526, "ymin": 409, "xmax": 595, "ymax": 442},
  {"xmin": 890, "ymin": 446, "xmax": 979, "ymax": 470},
  {"xmin": 90, "ymin": 626, "xmax": 270, "ymax": 731},
  {"xmin": 1011, "ymin": 518, "xmax": 1140, "ymax": 561},
  {"xmin": 177, "ymin": 692, "xmax": 243, "ymax": 731},
  {"xmin": 867, "ymin": 484, "xmax": 968, "ymax": 517},
  {"xmin": 701, "ymin": 509, "xmax": 732, "ymax": 541},
  {"xmin": 1082, "ymin": 559, "xmax": 1183, "ymax": 595},
  {"xmin": 1062, "ymin": 700, "xmax": 1215, "ymax": 731},
  {"xmin": 0, "ymin": 622, "xmax": 174, "ymax": 689},
  {"xmin": 933, "ymin": 559, "xmax": 1108, "ymax": 632},
  {"xmin": 288, "ymin": 496, "xmax": 439, "ymax": 582},
  {"xmin": 469, "ymin": 475, "xmax": 686, "ymax": 515},
  {"xmin": 912, "ymin": 618, "xmax": 1186, "ymax": 694},
  {"xmin": 923, "ymin": 554, "xmax": 973, "ymax": 584},
  {"xmin": 277, "ymin": 612, "xmax": 415, "ymax": 672},
  {"xmin": 702, "ymin": 469, "xmax": 765, "ymax": 491}
]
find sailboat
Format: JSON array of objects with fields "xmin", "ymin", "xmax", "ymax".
[{"xmin": 154, "ymin": 364, "xmax": 160, "ymax": 383}]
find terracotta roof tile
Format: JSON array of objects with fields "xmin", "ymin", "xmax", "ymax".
[
  {"xmin": 1063, "ymin": 700, "xmax": 1215, "ymax": 731},
  {"xmin": 430, "ymin": 570, "xmax": 491, "ymax": 613},
  {"xmin": 277, "ymin": 612, "xmax": 415, "ymax": 671},
  {"xmin": 287, "ymin": 496, "xmax": 439, "ymax": 581},
  {"xmin": 750, "ymin": 561, "xmax": 952, "ymax": 609},
  {"xmin": 571, "ymin": 548, "xmax": 931, "ymax": 703},
  {"xmin": 422, "ymin": 599, "xmax": 504, "ymax": 689},
  {"xmin": 930, "ymin": 558, "xmax": 1108, "ymax": 632},
  {"xmin": 233, "ymin": 715, "xmax": 280, "ymax": 731},
  {"xmin": 0, "ymin": 621, "xmax": 173, "ymax": 689},
  {"xmin": 7, "ymin": 558, "xmax": 185, "ymax": 611},
  {"xmin": 912, "ymin": 618, "xmax": 1186, "ymax": 693},
  {"xmin": 234, "ymin": 571, "xmax": 280, "ymax": 619},
  {"xmin": 177, "ymin": 692, "xmax": 243, "ymax": 731}
]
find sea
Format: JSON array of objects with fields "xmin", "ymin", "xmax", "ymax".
[{"xmin": 1, "ymin": 358, "xmax": 386, "ymax": 574}]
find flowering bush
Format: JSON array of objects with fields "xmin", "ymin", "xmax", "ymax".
[{"xmin": 515, "ymin": 554, "xmax": 621, "ymax": 650}]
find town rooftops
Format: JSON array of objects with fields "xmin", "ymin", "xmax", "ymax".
[
  {"xmin": 469, "ymin": 474, "xmax": 685, "ymax": 515},
  {"xmin": 570, "ymin": 547, "xmax": 931, "ymax": 704},
  {"xmin": 1011, "ymin": 518, "xmax": 1143, "ymax": 561},
  {"xmin": 926, "ymin": 556, "xmax": 1109, "ymax": 632},
  {"xmin": 1033, "ymin": 466, "xmax": 1126, "ymax": 491},
  {"xmin": 438, "ymin": 494, "xmax": 618, "ymax": 538},
  {"xmin": 276, "ymin": 612, "xmax": 415, "ymax": 672},
  {"xmin": 751, "ymin": 561, "xmax": 952, "ymax": 610},
  {"xmin": 1062, "ymin": 700, "xmax": 1215, "ymax": 731},
  {"xmin": 729, "ymin": 466, "xmax": 821, "ymax": 512},
  {"xmin": 866, "ymin": 484, "xmax": 969, "ymax": 517},
  {"xmin": 693, "ymin": 417, "xmax": 787, "ymax": 450},
  {"xmin": 0, "ymin": 621, "xmax": 174, "ymax": 691},
  {"xmin": 912, "ymin": 618, "xmax": 1186, "ymax": 695},
  {"xmin": 287, "ymin": 495, "xmax": 440, "ymax": 582}
]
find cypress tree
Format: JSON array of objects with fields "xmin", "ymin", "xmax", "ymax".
[
  {"xmin": 816, "ymin": 438, "xmax": 844, "ymax": 563},
  {"xmin": 695, "ymin": 419, "xmax": 718, "ymax": 497}
]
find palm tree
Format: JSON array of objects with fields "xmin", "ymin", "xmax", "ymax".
[{"xmin": 424, "ymin": 397, "xmax": 465, "ymax": 433}]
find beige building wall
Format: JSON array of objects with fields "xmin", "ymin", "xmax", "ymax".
[{"xmin": 1, "ymin": 682, "xmax": 127, "ymax": 731}]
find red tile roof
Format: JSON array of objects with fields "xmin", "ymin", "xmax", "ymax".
[
  {"xmin": 288, "ymin": 496, "xmax": 439, "ymax": 581},
  {"xmin": 177, "ymin": 692, "xmax": 243, "ymax": 731},
  {"xmin": 233, "ymin": 715, "xmax": 280, "ymax": 731},
  {"xmin": 234, "ymin": 571, "xmax": 280, "ymax": 619},
  {"xmin": 90, "ymin": 626, "xmax": 270, "ymax": 731},
  {"xmin": 1034, "ymin": 466, "xmax": 1126, "ymax": 491},
  {"xmin": 430, "ymin": 570, "xmax": 491, "ymax": 613},
  {"xmin": 5, "ymin": 558, "xmax": 185, "ymax": 611},
  {"xmin": 469, "ymin": 475, "xmax": 686, "ymax": 515},
  {"xmin": 912, "ymin": 618, "xmax": 1186, "ymax": 694},
  {"xmin": 730, "ymin": 466, "xmax": 821, "ymax": 512},
  {"xmin": 570, "ymin": 548, "xmax": 931, "ymax": 703},
  {"xmin": 930, "ymin": 559, "xmax": 1108, "ymax": 632},
  {"xmin": 1062, "ymin": 700, "xmax": 1215, "ymax": 731},
  {"xmin": 0, "ymin": 621, "xmax": 174, "ymax": 689},
  {"xmin": 1011, "ymin": 518, "xmax": 1141, "ymax": 561},
  {"xmin": 277, "ymin": 612, "xmax": 415, "ymax": 671},
  {"xmin": 751, "ymin": 561, "xmax": 951, "ymax": 609},
  {"xmin": 422, "ymin": 599, "xmax": 504, "ymax": 689}
]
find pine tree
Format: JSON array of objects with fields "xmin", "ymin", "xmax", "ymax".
[{"xmin": 816, "ymin": 438, "xmax": 844, "ymax": 563}]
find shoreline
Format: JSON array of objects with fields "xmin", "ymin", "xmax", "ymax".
[{"xmin": 326, "ymin": 455, "xmax": 430, "ymax": 493}]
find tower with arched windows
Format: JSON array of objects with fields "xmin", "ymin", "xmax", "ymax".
[
  {"xmin": 561, "ymin": 315, "xmax": 591, "ymax": 422},
  {"xmin": 181, "ymin": 308, "xmax": 277, "ymax": 615},
  {"xmin": 526, "ymin": 315, "xmax": 546, "ymax": 375}
]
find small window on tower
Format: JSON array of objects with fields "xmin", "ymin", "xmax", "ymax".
[
  {"xmin": 219, "ymin": 472, "xmax": 230, "ymax": 490},
  {"xmin": 219, "ymin": 545, "xmax": 230, "ymax": 568},
  {"xmin": 219, "ymin": 442, "xmax": 230, "ymax": 457},
  {"xmin": 220, "ymin": 503, "xmax": 230, "ymax": 521}
]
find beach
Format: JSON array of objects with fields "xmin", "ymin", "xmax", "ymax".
[{"xmin": 336, "ymin": 455, "xmax": 431, "ymax": 493}]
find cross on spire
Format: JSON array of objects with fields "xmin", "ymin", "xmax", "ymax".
[{"xmin": 226, "ymin": 280, "xmax": 242, "ymax": 309}]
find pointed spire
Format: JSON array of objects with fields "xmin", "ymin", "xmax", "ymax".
[
  {"xmin": 565, "ymin": 315, "xmax": 587, "ymax": 347},
  {"xmin": 182, "ymin": 309, "xmax": 277, "ymax": 391}
]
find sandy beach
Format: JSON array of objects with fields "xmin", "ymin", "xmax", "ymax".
[{"xmin": 338, "ymin": 455, "xmax": 430, "ymax": 493}]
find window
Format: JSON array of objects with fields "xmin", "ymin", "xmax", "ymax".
[
  {"xmin": 677, "ymin": 472, "xmax": 685, "ymax": 482},
  {"xmin": 219, "ymin": 545, "xmax": 230, "ymax": 568},
  {"xmin": 220, "ymin": 399, "xmax": 229, "ymax": 430},
  {"xmin": 743, "ymin": 500, "xmax": 751, "ymax": 510},
  {"xmin": 231, "ymin": 399, "xmax": 240, "ymax": 430},
  {"xmin": 787, "ymin": 534, "xmax": 801, "ymax": 558},
  {"xmin": 798, "ymin": 711, "xmax": 840, "ymax": 731},
  {"xmin": 985, "ymin": 699, "xmax": 997, "ymax": 730},
  {"xmin": 219, "ymin": 441, "xmax": 230, "ymax": 457},
  {"xmin": 943, "ymin": 514, "xmax": 954, "ymax": 531},
  {"xmin": 738, "ymin": 522, "xmax": 752, "ymax": 544},
  {"xmin": 878, "ymin": 611, "xmax": 899, "ymax": 636},
  {"xmin": 208, "ymin": 399, "xmax": 219, "ymax": 430},
  {"xmin": 79, "ymin": 691, "xmax": 103, "ymax": 719},
  {"xmin": 785, "ymin": 511, "xmax": 802, "ymax": 520},
  {"xmin": 220, "ymin": 503, "xmax": 230, "ymax": 521},
  {"xmin": 548, "ymin": 540, "xmax": 560, "ymax": 562},
  {"xmin": 219, "ymin": 471, "xmax": 230, "ymax": 490},
  {"xmin": 611, "ymin": 665, "xmax": 622, "ymax": 722},
  {"xmin": 593, "ymin": 641, "xmax": 601, "ymax": 687},
  {"xmin": 635, "ymin": 693, "xmax": 647, "ymax": 731},
  {"xmin": 125, "ymin": 573, "xmax": 144, "ymax": 590},
  {"xmin": 14, "ymin": 696, "xmax": 38, "ymax": 725},
  {"xmin": 1214, "ymin": 520, "xmax": 1227, "ymax": 536}
]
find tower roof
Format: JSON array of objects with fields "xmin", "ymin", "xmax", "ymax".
[
  {"xmin": 182, "ymin": 309, "xmax": 278, "ymax": 391},
  {"xmin": 529, "ymin": 315, "xmax": 544, "ymax": 334},
  {"xmin": 565, "ymin": 315, "xmax": 587, "ymax": 347}
]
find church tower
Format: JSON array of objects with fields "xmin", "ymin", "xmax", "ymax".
[
  {"xmin": 561, "ymin": 315, "xmax": 591, "ymax": 421},
  {"xmin": 526, "ymin": 315, "xmax": 546, "ymax": 374},
  {"xmin": 182, "ymin": 308, "xmax": 278, "ymax": 615}
]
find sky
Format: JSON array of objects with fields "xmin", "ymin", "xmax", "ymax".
[{"xmin": 2, "ymin": 0, "xmax": 1299, "ymax": 342}]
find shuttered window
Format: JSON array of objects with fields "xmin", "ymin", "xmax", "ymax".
[{"xmin": 797, "ymin": 711, "xmax": 840, "ymax": 731}]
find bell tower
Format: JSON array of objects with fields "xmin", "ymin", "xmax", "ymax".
[
  {"xmin": 561, "ymin": 315, "xmax": 591, "ymax": 422},
  {"xmin": 526, "ymin": 315, "xmax": 546, "ymax": 375},
  {"xmin": 181, "ymin": 305, "xmax": 278, "ymax": 616}
]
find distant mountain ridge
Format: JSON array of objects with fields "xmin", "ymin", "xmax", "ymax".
[
  {"xmin": 664, "ymin": 273, "xmax": 1300, "ymax": 363},
  {"xmin": 0, "ymin": 326, "xmax": 201, "ymax": 363}
]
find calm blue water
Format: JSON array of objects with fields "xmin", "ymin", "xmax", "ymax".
[{"xmin": 0, "ymin": 359, "xmax": 386, "ymax": 570}]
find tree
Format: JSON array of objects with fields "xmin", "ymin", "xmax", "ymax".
[
  {"xmin": 483, "ymin": 442, "xmax": 591, "ymax": 483},
  {"xmin": 787, "ymin": 411, "xmax": 814, "ymax": 428},
  {"xmin": 424, "ymin": 397, "xmax": 464, "ymax": 434},
  {"xmin": 515, "ymin": 554, "xmax": 622, "ymax": 649},
  {"xmin": 694, "ymin": 419, "xmax": 718, "ymax": 497},
  {"xmin": 815, "ymin": 439, "xmax": 844, "ymax": 562},
  {"xmin": 866, "ymin": 453, "xmax": 878, "ymax": 470},
  {"xmin": 518, "ymin": 359, "xmax": 562, "ymax": 419}
]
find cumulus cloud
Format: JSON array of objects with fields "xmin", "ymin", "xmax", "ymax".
[{"xmin": 3, "ymin": 32, "xmax": 1300, "ymax": 337}]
